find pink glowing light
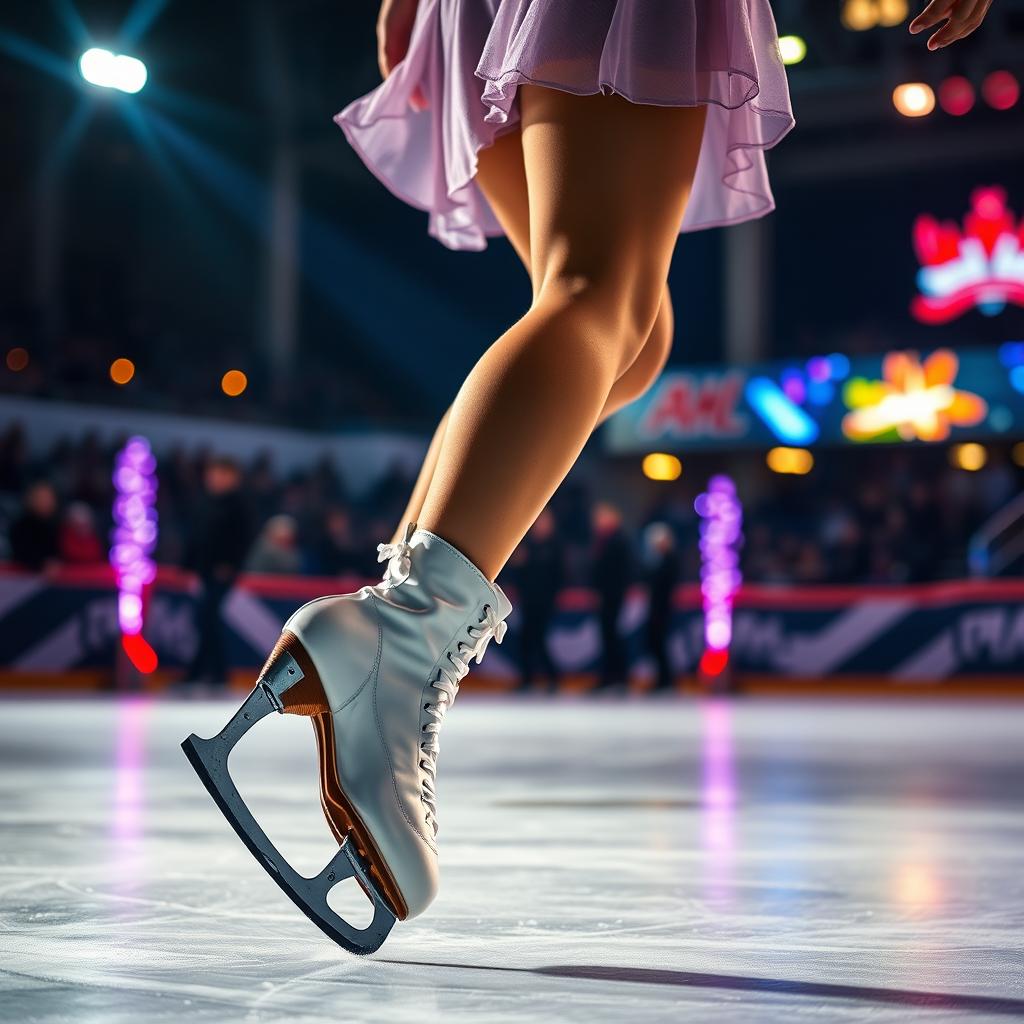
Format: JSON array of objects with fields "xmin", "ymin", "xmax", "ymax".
[
  {"xmin": 700, "ymin": 699, "xmax": 736, "ymax": 905},
  {"xmin": 694, "ymin": 476, "xmax": 743, "ymax": 672},
  {"xmin": 111, "ymin": 437, "xmax": 158, "ymax": 673}
]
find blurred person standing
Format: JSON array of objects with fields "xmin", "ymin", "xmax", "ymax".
[
  {"xmin": 516, "ymin": 507, "xmax": 564, "ymax": 692},
  {"xmin": 643, "ymin": 523, "xmax": 680, "ymax": 692},
  {"xmin": 318, "ymin": 506, "xmax": 362, "ymax": 577},
  {"xmin": 58, "ymin": 502, "xmax": 104, "ymax": 565},
  {"xmin": 246, "ymin": 515, "xmax": 302, "ymax": 575},
  {"xmin": 592, "ymin": 502, "xmax": 633, "ymax": 691},
  {"xmin": 0, "ymin": 424, "xmax": 29, "ymax": 496},
  {"xmin": 9, "ymin": 481, "xmax": 59, "ymax": 571},
  {"xmin": 977, "ymin": 451, "xmax": 1017, "ymax": 517},
  {"xmin": 185, "ymin": 457, "xmax": 252, "ymax": 685}
]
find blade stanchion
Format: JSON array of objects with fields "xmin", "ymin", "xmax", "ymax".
[{"xmin": 181, "ymin": 685, "xmax": 397, "ymax": 954}]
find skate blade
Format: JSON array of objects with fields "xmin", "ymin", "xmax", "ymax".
[{"xmin": 181, "ymin": 683, "xmax": 397, "ymax": 956}]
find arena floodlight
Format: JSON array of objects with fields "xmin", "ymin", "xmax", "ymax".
[
  {"xmin": 778, "ymin": 35, "xmax": 807, "ymax": 66},
  {"xmin": 79, "ymin": 47, "xmax": 148, "ymax": 94}
]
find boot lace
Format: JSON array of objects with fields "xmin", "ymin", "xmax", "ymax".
[
  {"xmin": 420, "ymin": 604, "xmax": 507, "ymax": 836},
  {"xmin": 376, "ymin": 534, "xmax": 413, "ymax": 588}
]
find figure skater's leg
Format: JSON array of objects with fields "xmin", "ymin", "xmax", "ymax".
[
  {"xmin": 391, "ymin": 407, "xmax": 449, "ymax": 543},
  {"xmin": 392, "ymin": 123, "xmax": 678, "ymax": 542},
  {"xmin": 388, "ymin": 131, "xmax": 529, "ymax": 544},
  {"xmin": 598, "ymin": 290, "xmax": 674, "ymax": 419},
  {"xmin": 417, "ymin": 87, "xmax": 706, "ymax": 577},
  {"xmin": 475, "ymin": 126, "xmax": 675, "ymax": 420}
]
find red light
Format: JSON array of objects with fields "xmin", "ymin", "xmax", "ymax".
[
  {"xmin": 938, "ymin": 76, "xmax": 974, "ymax": 116},
  {"xmin": 982, "ymin": 71, "xmax": 1019, "ymax": 111},
  {"xmin": 122, "ymin": 632, "xmax": 158, "ymax": 674},
  {"xmin": 699, "ymin": 648, "xmax": 729, "ymax": 678}
]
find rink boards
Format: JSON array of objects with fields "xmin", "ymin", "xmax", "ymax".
[{"xmin": 0, "ymin": 566, "xmax": 1022, "ymax": 691}]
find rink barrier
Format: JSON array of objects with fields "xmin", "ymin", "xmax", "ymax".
[{"xmin": 0, "ymin": 565, "xmax": 1023, "ymax": 692}]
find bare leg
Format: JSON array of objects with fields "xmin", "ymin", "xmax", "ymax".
[
  {"xmin": 392, "ymin": 408, "xmax": 449, "ymax": 543},
  {"xmin": 416, "ymin": 88, "xmax": 706, "ymax": 577},
  {"xmin": 392, "ymin": 117, "xmax": 679, "ymax": 543}
]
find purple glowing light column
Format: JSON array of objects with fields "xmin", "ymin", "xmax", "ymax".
[
  {"xmin": 694, "ymin": 475, "xmax": 743, "ymax": 679},
  {"xmin": 110, "ymin": 436, "xmax": 159, "ymax": 674}
]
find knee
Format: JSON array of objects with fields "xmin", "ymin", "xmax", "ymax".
[
  {"xmin": 535, "ymin": 268, "xmax": 663, "ymax": 373},
  {"xmin": 615, "ymin": 292, "xmax": 674, "ymax": 404}
]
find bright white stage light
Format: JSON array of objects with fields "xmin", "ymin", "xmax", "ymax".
[
  {"xmin": 778, "ymin": 35, "xmax": 807, "ymax": 66},
  {"xmin": 79, "ymin": 47, "xmax": 148, "ymax": 94}
]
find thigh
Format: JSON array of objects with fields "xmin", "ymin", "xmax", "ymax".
[
  {"xmin": 475, "ymin": 99, "xmax": 681, "ymax": 398},
  {"xmin": 519, "ymin": 86, "xmax": 705, "ymax": 321},
  {"xmin": 475, "ymin": 127, "xmax": 533, "ymax": 271}
]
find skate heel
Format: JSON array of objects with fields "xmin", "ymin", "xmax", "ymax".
[
  {"xmin": 256, "ymin": 630, "xmax": 330, "ymax": 716},
  {"xmin": 257, "ymin": 630, "xmax": 411, "ymax": 923}
]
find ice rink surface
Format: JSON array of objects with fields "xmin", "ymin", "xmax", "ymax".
[{"xmin": 1, "ymin": 695, "xmax": 1022, "ymax": 1023}]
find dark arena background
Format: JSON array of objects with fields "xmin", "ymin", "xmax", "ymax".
[{"xmin": 2, "ymin": 2, "xmax": 1024, "ymax": 1021}]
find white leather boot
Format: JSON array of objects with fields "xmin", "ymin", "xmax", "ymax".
[{"xmin": 182, "ymin": 523, "xmax": 511, "ymax": 953}]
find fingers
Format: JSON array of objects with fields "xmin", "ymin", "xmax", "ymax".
[
  {"xmin": 910, "ymin": 0, "xmax": 992, "ymax": 49},
  {"xmin": 909, "ymin": 0, "xmax": 955, "ymax": 33}
]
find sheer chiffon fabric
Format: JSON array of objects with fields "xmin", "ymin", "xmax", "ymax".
[{"xmin": 336, "ymin": 0, "xmax": 795, "ymax": 251}]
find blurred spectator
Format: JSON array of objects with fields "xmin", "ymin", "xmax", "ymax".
[
  {"xmin": 0, "ymin": 425, "xmax": 28, "ymax": 495},
  {"xmin": 58, "ymin": 502, "xmax": 104, "ymax": 565},
  {"xmin": 515, "ymin": 508, "xmax": 563, "ymax": 692},
  {"xmin": 9, "ymin": 482, "xmax": 59, "ymax": 570},
  {"xmin": 978, "ymin": 453, "xmax": 1016, "ymax": 516},
  {"xmin": 592, "ymin": 502, "xmax": 632, "ymax": 690},
  {"xmin": 185, "ymin": 457, "xmax": 253, "ymax": 684},
  {"xmin": 1, "ymin": 425, "xmax": 1021, "ymax": 589},
  {"xmin": 247, "ymin": 515, "xmax": 302, "ymax": 574},
  {"xmin": 643, "ymin": 523, "xmax": 680, "ymax": 692},
  {"xmin": 318, "ymin": 506, "xmax": 362, "ymax": 576}
]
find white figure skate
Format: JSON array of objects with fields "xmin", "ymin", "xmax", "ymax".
[{"xmin": 182, "ymin": 524, "xmax": 511, "ymax": 954}]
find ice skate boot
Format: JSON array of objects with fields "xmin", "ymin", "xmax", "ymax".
[{"xmin": 181, "ymin": 524, "xmax": 511, "ymax": 954}]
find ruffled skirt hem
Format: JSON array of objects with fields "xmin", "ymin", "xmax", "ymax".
[{"xmin": 336, "ymin": 0, "xmax": 795, "ymax": 251}]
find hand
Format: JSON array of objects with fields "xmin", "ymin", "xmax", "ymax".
[
  {"xmin": 377, "ymin": 0, "xmax": 427, "ymax": 110},
  {"xmin": 909, "ymin": 0, "xmax": 994, "ymax": 49}
]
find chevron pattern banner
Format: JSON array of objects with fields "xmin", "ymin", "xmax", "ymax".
[{"xmin": 1, "ymin": 569, "xmax": 1022, "ymax": 685}]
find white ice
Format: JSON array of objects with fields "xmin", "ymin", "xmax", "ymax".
[{"xmin": 1, "ymin": 696, "xmax": 1022, "ymax": 1023}]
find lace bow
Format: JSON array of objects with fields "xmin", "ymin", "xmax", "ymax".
[{"xmin": 376, "ymin": 524, "xmax": 415, "ymax": 587}]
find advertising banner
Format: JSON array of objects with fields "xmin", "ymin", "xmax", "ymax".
[
  {"xmin": 605, "ymin": 344, "xmax": 1024, "ymax": 453},
  {"xmin": 1, "ymin": 568, "xmax": 1022, "ymax": 688}
]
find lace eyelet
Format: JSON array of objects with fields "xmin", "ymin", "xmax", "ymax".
[{"xmin": 423, "ymin": 703, "xmax": 431, "ymax": 711}]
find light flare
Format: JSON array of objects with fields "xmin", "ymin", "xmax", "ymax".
[
  {"xmin": 695, "ymin": 476, "xmax": 743, "ymax": 678},
  {"xmin": 111, "ymin": 436, "xmax": 158, "ymax": 674}
]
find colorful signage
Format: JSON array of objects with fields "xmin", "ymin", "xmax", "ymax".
[
  {"xmin": 912, "ymin": 187, "xmax": 1024, "ymax": 324},
  {"xmin": 606, "ymin": 344, "xmax": 1024, "ymax": 453},
  {"xmin": 841, "ymin": 349, "xmax": 987, "ymax": 443}
]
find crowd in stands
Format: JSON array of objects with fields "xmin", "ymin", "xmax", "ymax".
[{"xmin": 1, "ymin": 424, "xmax": 1021, "ymax": 589}]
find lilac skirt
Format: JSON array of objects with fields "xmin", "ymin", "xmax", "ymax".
[{"xmin": 335, "ymin": 0, "xmax": 795, "ymax": 252}]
